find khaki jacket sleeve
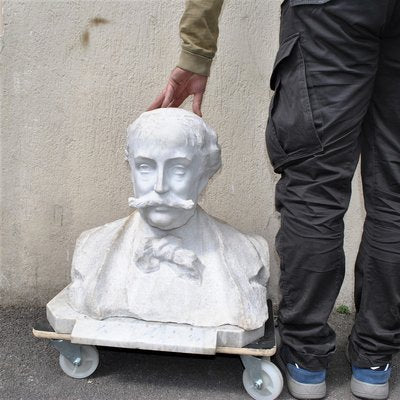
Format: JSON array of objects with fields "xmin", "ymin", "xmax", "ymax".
[{"xmin": 177, "ymin": 0, "xmax": 224, "ymax": 76}]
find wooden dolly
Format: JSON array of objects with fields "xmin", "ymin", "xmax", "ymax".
[{"xmin": 33, "ymin": 300, "xmax": 283, "ymax": 400}]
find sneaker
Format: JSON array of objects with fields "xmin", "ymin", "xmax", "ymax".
[
  {"xmin": 275, "ymin": 354, "xmax": 327, "ymax": 399},
  {"xmin": 351, "ymin": 364, "xmax": 391, "ymax": 400},
  {"xmin": 346, "ymin": 342, "xmax": 391, "ymax": 400}
]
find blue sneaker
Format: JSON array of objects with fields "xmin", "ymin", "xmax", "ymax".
[
  {"xmin": 351, "ymin": 364, "xmax": 391, "ymax": 400},
  {"xmin": 276, "ymin": 354, "xmax": 327, "ymax": 399},
  {"xmin": 346, "ymin": 342, "xmax": 391, "ymax": 399}
]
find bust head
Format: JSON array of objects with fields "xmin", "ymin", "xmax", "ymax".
[{"xmin": 126, "ymin": 108, "xmax": 221, "ymax": 230}]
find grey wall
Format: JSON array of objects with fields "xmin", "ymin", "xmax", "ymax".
[{"xmin": 0, "ymin": 0, "xmax": 364, "ymax": 307}]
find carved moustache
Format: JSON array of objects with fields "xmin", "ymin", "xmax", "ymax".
[{"xmin": 128, "ymin": 192, "xmax": 195, "ymax": 210}]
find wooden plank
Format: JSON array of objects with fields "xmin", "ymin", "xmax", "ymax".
[
  {"xmin": 32, "ymin": 328, "xmax": 71, "ymax": 341},
  {"xmin": 216, "ymin": 346, "xmax": 276, "ymax": 357},
  {"xmin": 32, "ymin": 327, "xmax": 277, "ymax": 356}
]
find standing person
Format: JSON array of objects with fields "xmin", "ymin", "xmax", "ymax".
[{"xmin": 148, "ymin": 1, "xmax": 400, "ymax": 399}]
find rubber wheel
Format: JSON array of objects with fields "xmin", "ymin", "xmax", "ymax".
[
  {"xmin": 59, "ymin": 345, "xmax": 99, "ymax": 379},
  {"xmin": 243, "ymin": 360, "xmax": 283, "ymax": 400}
]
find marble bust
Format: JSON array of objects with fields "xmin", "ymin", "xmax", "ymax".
[{"xmin": 68, "ymin": 108, "xmax": 269, "ymax": 330}]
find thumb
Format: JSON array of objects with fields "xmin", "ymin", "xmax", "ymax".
[{"xmin": 192, "ymin": 92, "xmax": 204, "ymax": 117}]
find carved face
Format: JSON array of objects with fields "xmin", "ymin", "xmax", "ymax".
[{"xmin": 127, "ymin": 125, "xmax": 208, "ymax": 230}]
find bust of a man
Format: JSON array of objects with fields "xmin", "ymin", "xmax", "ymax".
[{"xmin": 68, "ymin": 108, "xmax": 269, "ymax": 330}]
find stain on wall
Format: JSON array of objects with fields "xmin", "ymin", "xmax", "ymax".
[{"xmin": 81, "ymin": 16, "xmax": 110, "ymax": 48}]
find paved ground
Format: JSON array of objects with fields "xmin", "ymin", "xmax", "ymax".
[{"xmin": 0, "ymin": 306, "xmax": 398, "ymax": 400}]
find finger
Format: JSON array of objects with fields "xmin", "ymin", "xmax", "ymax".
[
  {"xmin": 192, "ymin": 92, "xmax": 204, "ymax": 117},
  {"xmin": 147, "ymin": 91, "xmax": 165, "ymax": 111},
  {"xmin": 161, "ymin": 84, "xmax": 175, "ymax": 108}
]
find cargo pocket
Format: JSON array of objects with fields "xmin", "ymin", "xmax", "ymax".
[{"xmin": 266, "ymin": 33, "xmax": 323, "ymax": 173}]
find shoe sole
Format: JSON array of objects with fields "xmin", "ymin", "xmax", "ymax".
[
  {"xmin": 351, "ymin": 377, "xmax": 389, "ymax": 400},
  {"xmin": 275, "ymin": 354, "xmax": 326, "ymax": 399}
]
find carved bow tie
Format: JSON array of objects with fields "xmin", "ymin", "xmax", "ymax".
[{"xmin": 133, "ymin": 235, "xmax": 205, "ymax": 285}]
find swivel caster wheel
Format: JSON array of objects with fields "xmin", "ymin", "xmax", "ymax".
[
  {"xmin": 59, "ymin": 345, "xmax": 99, "ymax": 379},
  {"xmin": 242, "ymin": 359, "xmax": 283, "ymax": 400}
]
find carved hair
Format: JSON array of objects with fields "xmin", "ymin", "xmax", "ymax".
[{"xmin": 126, "ymin": 108, "xmax": 221, "ymax": 179}]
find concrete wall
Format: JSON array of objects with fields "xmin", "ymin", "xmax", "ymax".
[{"xmin": 0, "ymin": 0, "xmax": 364, "ymax": 307}]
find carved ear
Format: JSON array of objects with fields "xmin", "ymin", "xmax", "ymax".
[{"xmin": 196, "ymin": 172, "xmax": 210, "ymax": 197}]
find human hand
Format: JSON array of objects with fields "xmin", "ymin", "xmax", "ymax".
[{"xmin": 147, "ymin": 67, "xmax": 208, "ymax": 117}]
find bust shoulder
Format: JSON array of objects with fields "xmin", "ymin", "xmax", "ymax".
[
  {"xmin": 71, "ymin": 215, "xmax": 133, "ymax": 277},
  {"xmin": 198, "ymin": 209, "xmax": 269, "ymax": 260},
  {"xmin": 76, "ymin": 215, "xmax": 131, "ymax": 248}
]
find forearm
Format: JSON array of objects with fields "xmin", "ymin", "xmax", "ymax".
[{"xmin": 177, "ymin": 0, "xmax": 224, "ymax": 76}]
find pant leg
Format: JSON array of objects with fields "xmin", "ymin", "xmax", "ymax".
[
  {"xmin": 348, "ymin": 0, "xmax": 400, "ymax": 368},
  {"xmin": 267, "ymin": 0, "xmax": 388, "ymax": 370}
]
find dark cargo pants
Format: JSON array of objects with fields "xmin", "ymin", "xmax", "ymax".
[{"xmin": 266, "ymin": 0, "xmax": 400, "ymax": 370}]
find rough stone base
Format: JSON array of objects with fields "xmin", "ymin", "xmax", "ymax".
[{"xmin": 47, "ymin": 287, "xmax": 265, "ymax": 355}]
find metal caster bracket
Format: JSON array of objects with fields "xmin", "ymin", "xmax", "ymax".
[
  {"xmin": 51, "ymin": 339, "xmax": 82, "ymax": 366},
  {"xmin": 240, "ymin": 355, "xmax": 268, "ymax": 390}
]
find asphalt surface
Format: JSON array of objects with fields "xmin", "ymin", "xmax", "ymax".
[{"xmin": 0, "ymin": 306, "xmax": 398, "ymax": 400}]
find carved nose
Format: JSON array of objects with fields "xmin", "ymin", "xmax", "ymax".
[{"xmin": 154, "ymin": 172, "xmax": 168, "ymax": 194}]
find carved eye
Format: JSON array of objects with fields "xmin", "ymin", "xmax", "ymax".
[
  {"xmin": 137, "ymin": 163, "xmax": 151, "ymax": 173},
  {"xmin": 172, "ymin": 165, "xmax": 186, "ymax": 176}
]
